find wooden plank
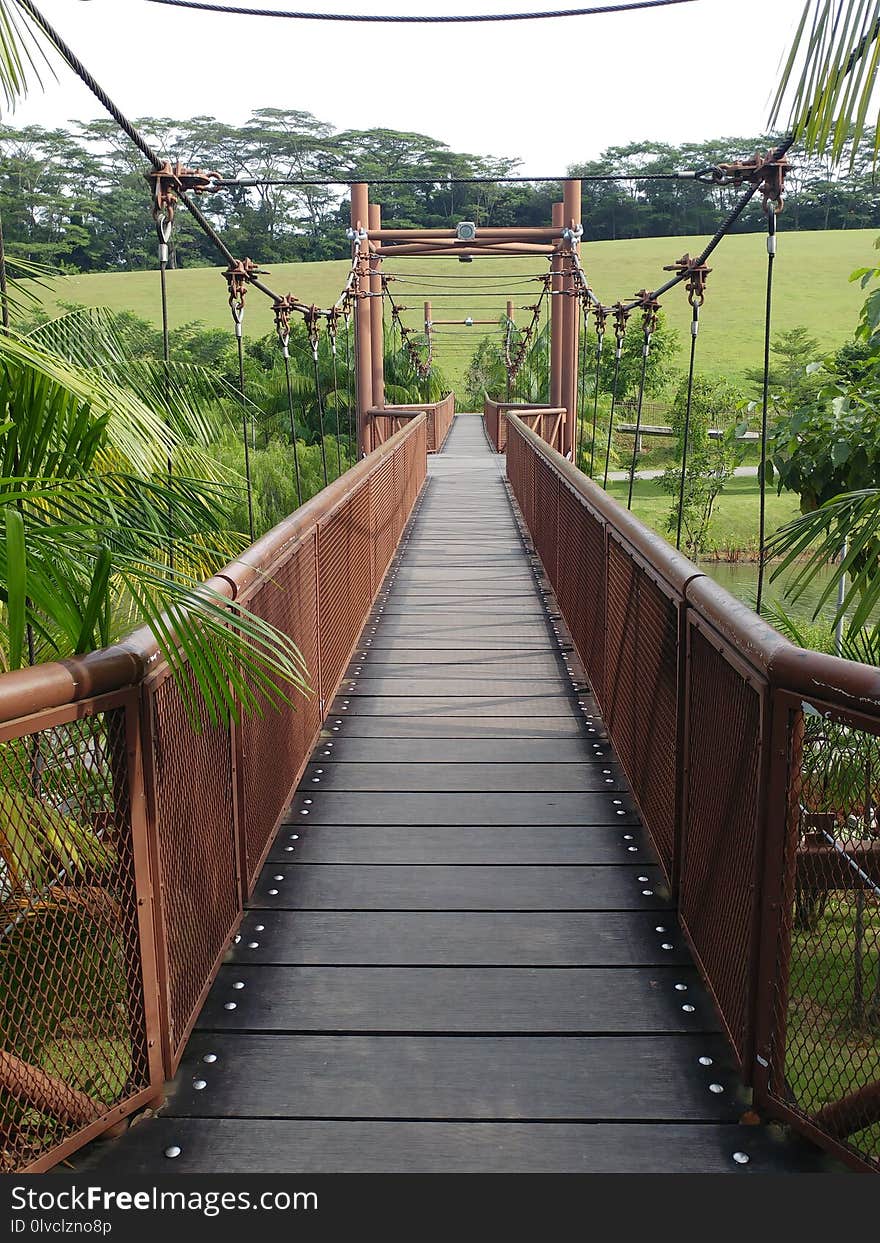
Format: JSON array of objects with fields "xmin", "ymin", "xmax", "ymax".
[
  {"xmin": 308, "ymin": 738, "xmax": 606, "ymax": 763},
  {"xmin": 329, "ymin": 695, "xmax": 583, "ymax": 717},
  {"xmin": 71, "ymin": 1117, "xmax": 827, "ymax": 1174},
  {"xmin": 298, "ymin": 762, "xmax": 623, "ymax": 793},
  {"xmin": 269, "ymin": 824, "xmax": 640, "ymax": 864},
  {"xmin": 249, "ymin": 863, "xmax": 668, "ymax": 910},
  {"xmin": 340, "ymin": 677, "xmax": 570, "ymax": 697},
  {"xmin": 170, "ymin": 1033, "xmax": 729, "ymax": 1119},
  {"xmin": 198, "ymin": 965, "xmax": 712, "ymax": 1034},
  {"xmin": 314, "ymin": 716, "xmax": 592, "ymax": 739},
  {"xmin": 285, "ymin": 791, "xmax": 635, "ymax": 825},
  {"xmin": 228, "ymin": 910, "xmax": 690, "ymax": 966}
]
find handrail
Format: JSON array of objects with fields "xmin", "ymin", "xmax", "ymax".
[
  {"xmin": 504, "ymin": 410, "xmax": 880, "ymax": 1174},
  {"xmin": 0, "ymin": 416, "xmax": 426, "ymax": 725}
]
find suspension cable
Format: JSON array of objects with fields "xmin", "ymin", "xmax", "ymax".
[
  {"xmin": 143, "ymin": 1, "xmax": 699, "ymax": 24},
  {"xmin": 602, "ymin": 303, "xmax": 629, "ymax": 489},
  {"xmin": 327, "ymin": 308, "xmax": 343, "ymax": 477},
  {"xmin": 305, "ymin": 307, "xmax": 329, "ymax": 488},
  {"xmin": 755, "ymin": 204, "xmax": 780, "ymax": 616},
  {"xmin": 225, "ymin": 266, "xmax": 256, "ymax": 541},
  {"xmin": 344, "ymin": 308, "xmax": 354, "ymax": 466},
  {"xmin": 626, "ymin": 293, "xmax": 660, "ymax": 510},
  {"xmin": 588, "ymin": 304, "xmax": 606, "ymax": 478},
  {"xmin": 273, "ymin": 296, "xmax": 303, "ymax": 508},
  {"xmin": 576, "ymin": 296, "xmax": 589, "ymax": 469}
]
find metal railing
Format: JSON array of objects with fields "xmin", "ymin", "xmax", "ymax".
[
  {"xmin": 367, "ymin": 393, "xmax": 455, "ymax": 454},
  {"xmin": 0, "ymin": 416, "xmax": 428, "ymax": 1172},
  {"xmin": 483, "ymin": 397, "xmax": 566, "ymax": 455},
  {"xmin": 505, "ymin": 411, "xmax": 880, "ymax": 1174}
]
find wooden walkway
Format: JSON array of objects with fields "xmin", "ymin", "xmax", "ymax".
[{"xmin": 76, "ymin": 414, "xmax": 822, "ymax": 1174}]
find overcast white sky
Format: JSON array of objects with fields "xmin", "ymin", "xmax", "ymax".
[{"xmin": 9, "ymin": 0, "xmax": 807, "ymax": 172}]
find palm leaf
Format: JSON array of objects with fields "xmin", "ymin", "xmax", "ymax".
[{"xmin": 771, "ymin": 0, "xmax": 880, "ymax": 167}]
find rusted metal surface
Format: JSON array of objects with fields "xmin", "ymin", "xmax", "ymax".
[
  {"xmin": 0, "ymin": 693, "xmax": 161, "ymax": 1171},
  {"xmin": 503, "ymin": 411, "xmax": 880, "ymax": 1173},
  {"xmin": 0, "ymin": 417, "xmax": 427, "ymax": 1171},
  {"xmin": 368, "ymin": 394, "xmax": 454, "ymax": 454},
  {"xmin": 483, "ymin": 399, "xmax": 566, "ymax": 454}
]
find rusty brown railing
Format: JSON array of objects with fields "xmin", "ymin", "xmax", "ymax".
[
  {"xmin": 367, "ymin": 393, "xmax": 455, "ymax": 454},
  {"xmin": 0, "ymin": 416, "xmax": 428, "ymax": 1172},
  {"xmin": 483, "ymin": 397, "xmax": 566, "ymax": 454},
  {"xmin": 506, "ymin": 411, "xmax": 880, "ymax": 1174}
]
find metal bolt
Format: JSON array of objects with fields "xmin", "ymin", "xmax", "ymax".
[
  {"xmin": 203, "ymin": 1054, "xmax": 218, "ymax": 1064},
  {"xmin": 193, "ymin": 1079, "xmax": 207, "ymax": 1091},
  {"xmin": 233, "ymin": 981, "xmax": 245, "ymax": 990},
  {"xmin": 290, "ymin": 836, "xmax": 299, "ymax": 841},
  {"xmin": 304, "ymin": 799, "xmax": 313, "ymax": 805},
  {"xmin": 709, "ymin": 1083, "xmax": 724, "ymax": 1094},
  {"xmin": 628, "ymin": 846, "xmax": 638, "ymax": 852},
  {"xmin": 638, "ymin": 876, "xmax": 649, "ymax": 883},
  {"xmin": 623, "ymin": 835, "xmax": 633, "ymax": 841},
  {"xmin": 674, "ymin": 983, "xmax": 687, "ymax": 991},
  {"xmin": 698, "ymin": 1056, "xmax": 713, "ymax": 1067},
  {"xmin": 164, "ymin": 1146, "xmax": 182, "ymax": 1159},
  {"xmin": 682, "ymin": 1003, "xmax": 695, "ymax": 1013},
  {"xmin": 285, "ymin": 846, "xmax": 295, "ymax": 852},
  {"xmin": 224, "ymin": 1002, "xmax": 237, "ymax": 1011},
  {"xmin": 274, "ymin": 875, "xmax": 284, "ymax": 881},
  {"xmin": 268, "ymin": 889, "xmax": 278, "ymax": 895},
  {"xmin": 248, "ymin": 941, "xmax": 260, "ymax": 948},
  {"xmin": 616, "ymin": 810, "xmax": 626, "ymax": 816},
  {"xmin": 255, "ymin": 925, "xmax": 265, "ymax": 932},
  {"xmin": 233, "ymin": 935, "xmax": 241, "ymax": 944},
  {"xmin": 732, "ymin": 1152, "xmax": 750, "ymax": 1165},
  {"xmin": 655, "ymin": 926, "xmax": 666, "ymax": 933},
  {"xmin": 661, "ymin": 942, "xmax": 673, "ymax": 950}
]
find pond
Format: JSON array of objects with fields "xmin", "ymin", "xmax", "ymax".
[{"xmin": 704, "ymin": 562, "xmax": 849, "ymax": 627}]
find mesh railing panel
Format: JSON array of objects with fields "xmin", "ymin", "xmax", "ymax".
[
  {"xmin": 148, "ymin": 672, "xmax": 239, "ymax": 1070},
  {"xmin": 239, "ymin": 537, "xmax": 321, "ymax": 892},
  {"xmin": 0, "ymin": 705, "xmax": 152, "ymax": 1170},
  {"xmin": 555, "ymin": 484, "xmax": 606, "ymax": 706},
  {"xmin": 371, "ymin": 455, "xmax": 396, "ymax": 591},
  {"xmin": 317, "ymin": 482, "xmax": 374, "ymax": 703},
  {"xmin": 533, "ymin": 455, "xmax": 559, "ymax": 590},
  {"xmin": 603, "ymin": 540, "xmax": 679, "ymax": 879},
  {"xmin": 766, "ymin": 701, "xmax": 880, "ymax": 1171},
  {"xmin": 679, "ymin": 624, "xmax": 765, "ymax": 1066}
]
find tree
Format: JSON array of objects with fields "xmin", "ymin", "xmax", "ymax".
[
  {"xmin": 659, "ymin": 373, "xmax": 747, "ymax": 559},
  {"xmin": 744, "ymin": 326, "xmax": 822, "ymax": 404}
]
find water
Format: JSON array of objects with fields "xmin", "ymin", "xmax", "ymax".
[{"xmin": 705, "ymin": 562, "xmax": 846, "ymax": 626}]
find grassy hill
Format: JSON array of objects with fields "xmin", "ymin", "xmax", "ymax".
[{"xmin": 33, "ymin": 228, "xmax": 876, "ymax": 393}]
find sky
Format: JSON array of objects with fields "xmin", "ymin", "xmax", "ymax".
[{"xmin": 7, "ymin": 0, "xmax": 809, "ymax": 172}]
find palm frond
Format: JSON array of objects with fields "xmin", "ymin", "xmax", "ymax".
[{"xmin": 771, "ymin": 0, "xmax": 880, "ymax": 167}]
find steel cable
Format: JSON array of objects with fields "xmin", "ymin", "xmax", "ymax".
[
  {"xmin": 143, "ymin": 0, "xmax": 698, "ymax": 24},
  {"xmin": 675, "ymin": 300, "xmax": 699, "ymax": 551},
  {"xmin": 755, "ymin": 208, "xmax": 778, "ymax": 616}
]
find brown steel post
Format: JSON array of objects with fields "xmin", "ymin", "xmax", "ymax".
[
  {"xmin": 561, "ymin": 178, "xmax": 582, "ymax": 458},
  {"xmin": 369, "ymin": 202, "xmax": 385, "ymax": 411},
  {"xmin": 351, "ymin": 183, "xmax": 373, "ymax": 456},
  {"xmin": 550, "ymin": 203, "xmax": 564, "ymax": 409}
]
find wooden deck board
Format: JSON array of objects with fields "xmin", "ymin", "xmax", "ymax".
[{"xmin": 76, "ymin": 414, "xmax": 818, "ymax": 1175}]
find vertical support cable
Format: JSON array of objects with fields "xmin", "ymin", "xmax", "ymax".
[
  {"xmin": 273, "ymin": 297, "xmax": 303, "ymax": 508},
  {"xmin": 676, "ymin": 301, "xmax": 700, "ymax": 550},
  {"xmin": 627, "ymin": 296, "xmax": 659, "ymax": 511},
  {"xmin": 755, "ymin": 206, "xmax": 778, "ymax": 616},
  {"xmin": 589, "ymin": 306, "xmax": 606, "ymax": 479},
  {"xmin": 328, "ymin": 311, "xmax": 343, "ymax": 477},
  {"xmin": 156, "ymin": 209, "xmax": 175, "ymax": 572},
  {"xmin": 234, "ymin": 323, "xmax": 255, "ymax": 542},
  {"xmin": 306, "ymin": 308, "xmax": 329, "ymax": 488},
  {"xmin": 576, "ymin": 296, "xmax": 588, "ymax": 469},
  {"xmin": 345, "ymin": 307, "xmax": 354, "ymax": 465},
  {"xmin": 603, "ymin": 305, "xmax": 629, "ymax": 489}
]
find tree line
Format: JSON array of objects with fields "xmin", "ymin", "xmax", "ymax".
[{"xmin": 2, "ymin": 110, "xmax": 878, "ymax": 274}]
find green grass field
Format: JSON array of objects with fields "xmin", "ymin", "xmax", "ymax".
[
  {"xmin": 33, "ymin": 228, "xmax": 877, "ymax": 395},
  {"xmin": 607, "ymin": 472, "xmax": 801, "ymax": 557}
]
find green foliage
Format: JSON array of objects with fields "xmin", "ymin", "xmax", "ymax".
[
  {"xmin": 597, "ymin": 310, "xmax": 679, "ymax": 401},
  {"xmin": 744, "ymin": 326, "xmax": 823, "ymax": 404},
  {"xmin": 659, "ymin": 373, "xmax": 748, "ymax": 559}
]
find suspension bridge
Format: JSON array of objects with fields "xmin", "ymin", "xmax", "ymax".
[{"xmin": 1, "ymin": 0, "xmax": 880, "ymax": 1177}]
